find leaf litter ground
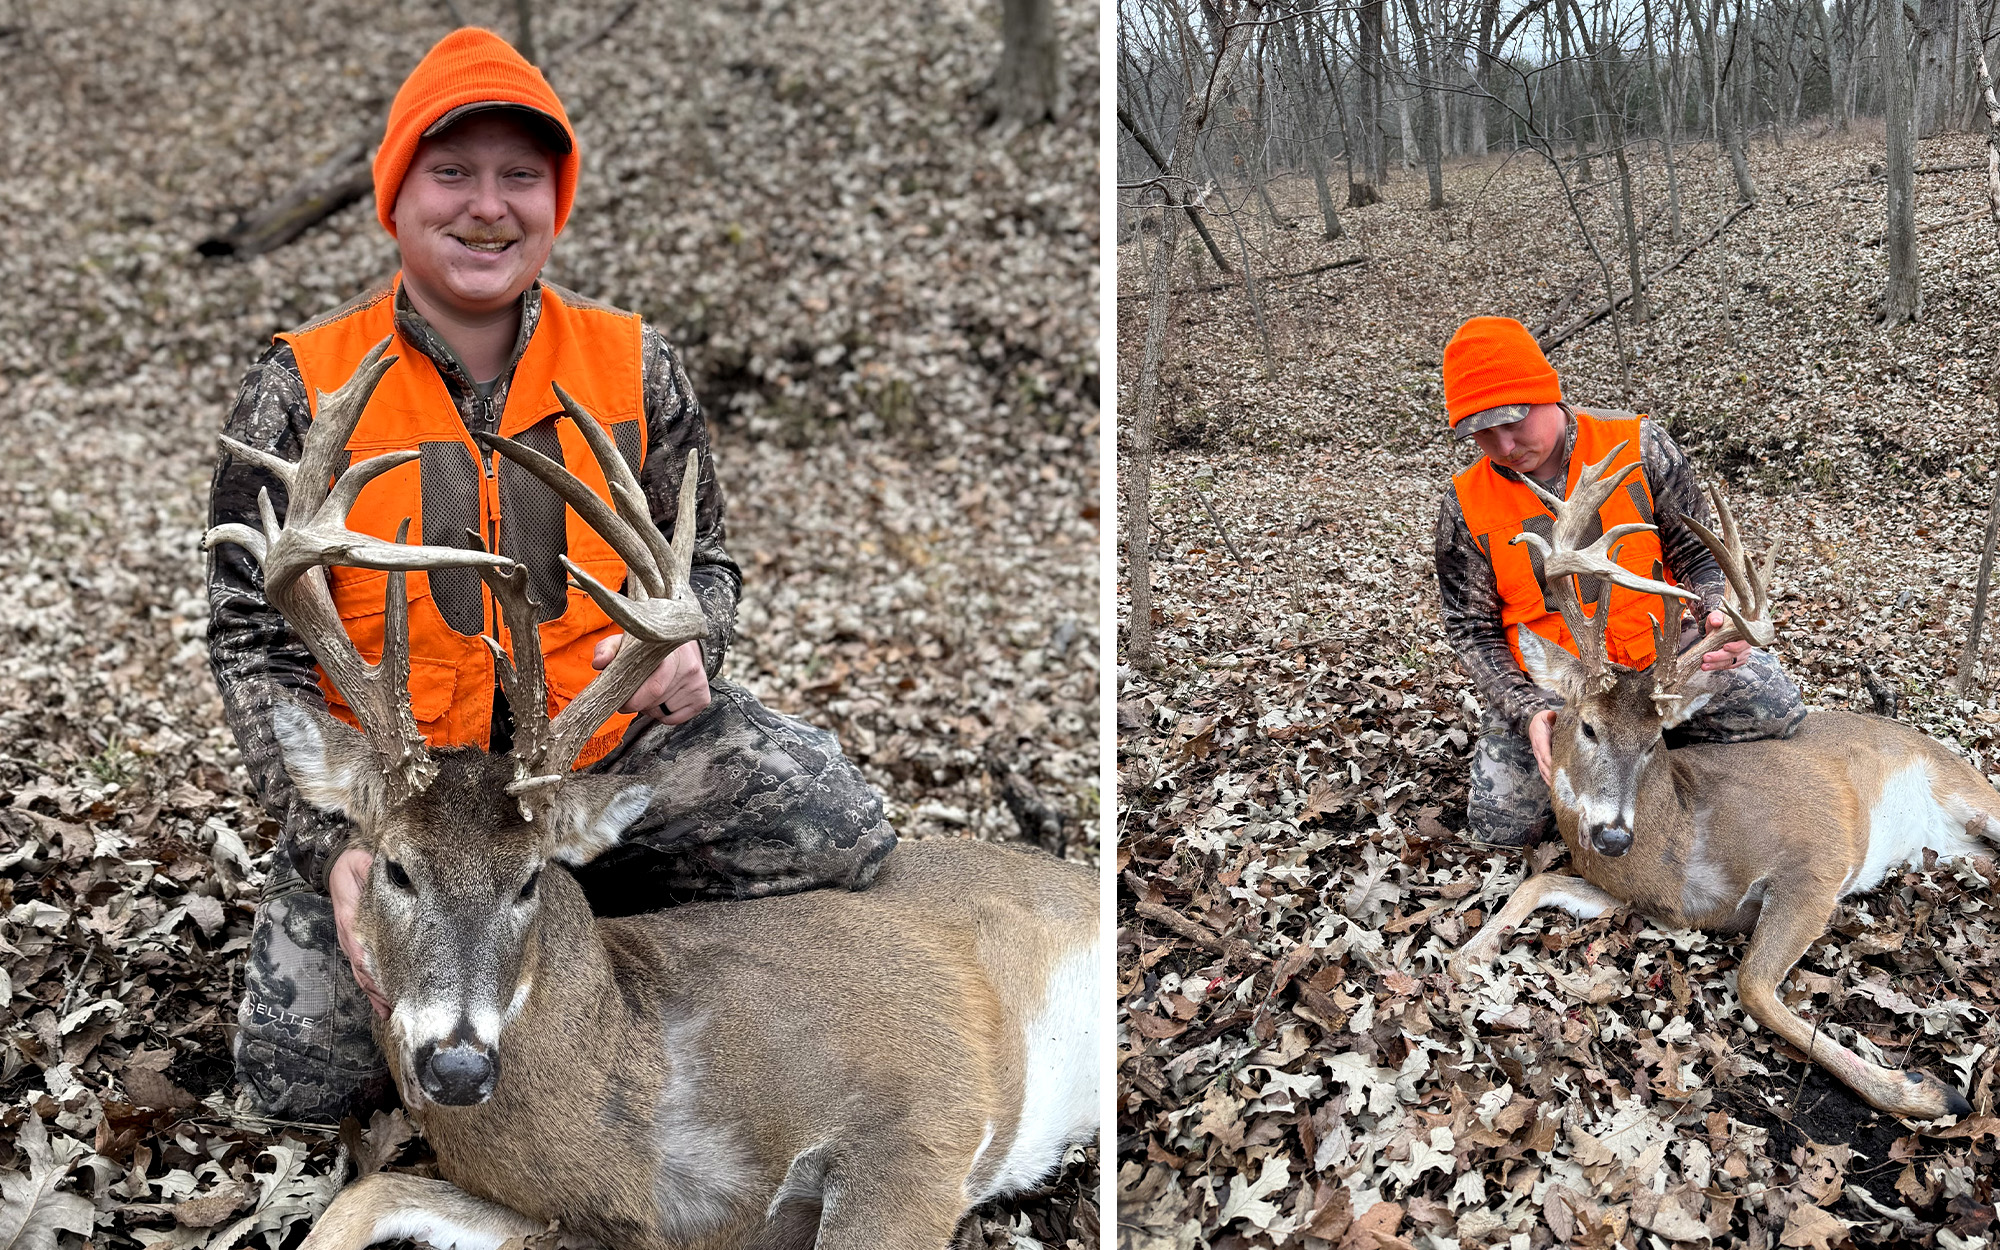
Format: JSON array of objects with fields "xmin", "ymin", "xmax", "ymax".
[
  {"xmin": 0, "ymin": 0, "xmax": 1098, "ymax": 1246},
  {"xmin": 1117, "ymin": 126, "xmax": 2000, "ymax": 1249}
]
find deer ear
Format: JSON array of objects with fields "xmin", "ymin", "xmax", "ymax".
[
  {"xmin": 1516, "ymin": 628, "xmax": 1586, "ymax": 704},
  {"xmin": 1656, "ymin": 668, "xmax": 1720, "ymax": 729},
  {"xmin": 272, "ymin": 701, "xmax": 391, "ymax": 830},
  {"xmin": 543, "ymin": 778, "xmax": 654, "ymax": 865}
]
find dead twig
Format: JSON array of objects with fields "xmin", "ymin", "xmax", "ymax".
[
  {"xmin": 1189, "ymin": 486, "xmax": 1247, "ymax": 564},
  {"xmin": 1132, "ymin": 899, "xmax": 1267, "ymax": 967}
]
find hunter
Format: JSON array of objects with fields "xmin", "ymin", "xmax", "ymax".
[
  {"xmin": 208, "ymin": 29, "xmax": 895, "ymax": 1120},
  {"xmin": 1434, "ymin": 315, "xmax": 1806, "ymax": 848}
]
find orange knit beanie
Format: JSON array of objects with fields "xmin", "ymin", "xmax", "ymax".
[
  {"xmin": 1441, "ymin": 316, "xmax": 1563, "ymax": 428},
  {"xmin": 373, "ymin": 28, "xmax": 579, "ymax": 237}
]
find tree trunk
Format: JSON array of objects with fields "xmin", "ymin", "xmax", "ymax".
[
  {"xmin": 1722, "ymin": 0, "xmax": 1759, "ymax": 201},
  {"xmin": 514, "ymin": 0, "xmax": 537, "ymax": 64},
  {"xmin": 1914, "ymin": 0, "xmax": 1954, "ymax": 137},
  {"xmin": 1647, "ymin": 0, "xmax": 1687, "ymax": 242},
  {"xmin": 1358, "ymin": 0, "xmax": 1387, "ymax": 186},
  {"xmin": 1397, "ymin": 0, "xmax": 1447, "ymax": 206},
  {"xmin": 1125, "ymin": 3, "xmax": 1252, "ymax": 673},
  {"xmin": 997, "ymin": 0, "xmax": 1064, "ymax": 125},
  {"xmin": 1815, "ymin": 0, "xmax": 1849, "ymax": 130},
  {"xmin": 1880, "ymin": 0, "xmax": 1923, "ymax": 324}
]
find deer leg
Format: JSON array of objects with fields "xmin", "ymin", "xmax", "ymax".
[
  {"xmin": 811, "ymin": 1171, "xmax": 970, "ymax": 1250},
  {"xmin": 1736, "ymin": 885, "xmax": 1971, "ymax": 1122},
  {"xmin": 300, "ymin": 1173, "xmax": 546, "ymax": 1250},
  {"xmin": 1448, "ymin": 873, "xmax": 1623, "ymax": 983}
]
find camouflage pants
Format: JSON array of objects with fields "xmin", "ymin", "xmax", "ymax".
[
  {"xmin": 1467, "ymin": 648, "xmax": 1805, "ymax": 848},
  {"xmin": 234, "ymin": 680, "xmax": 896, "ymax": 1121}
]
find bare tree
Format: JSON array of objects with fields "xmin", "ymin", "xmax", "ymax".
[
  {"xmin": 1123, "ymin": 0, "xmax": 1253, "ymax": 672},
  {"xmin": 1881, "ymin": 0, "xmax": 1923, "ymax": 324}
]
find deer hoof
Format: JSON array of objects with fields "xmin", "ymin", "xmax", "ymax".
[{"xmin": 1891, "ymin": 1070, "xmax": 1972, "ymax": 1121}]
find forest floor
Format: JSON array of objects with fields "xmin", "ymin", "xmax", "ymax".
[
  {"xmin": 0, "ymin": 0, "xmax": 1098, "ymax": 1246},
  {"xmin": 1116, "ymin": 124, "xmax": 2000, "ymax": 1249}
]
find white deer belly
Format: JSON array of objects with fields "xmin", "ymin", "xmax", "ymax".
[
  {"xmin": 971, "ymin": 938, "xmax": 1100, "ymax": 1202},
  {"xmin": 1844, "ymin": 761, "xmax": 1986, "ymax": 897}
]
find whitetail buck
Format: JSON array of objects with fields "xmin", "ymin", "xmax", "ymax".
[
  {"xmin": 205, "ymin": 342, "xmax": 1100, "ymax": 1249},
  {"xmin": 1447, "ymin": 445, "xmax": 1995, "ymax": 1121}
]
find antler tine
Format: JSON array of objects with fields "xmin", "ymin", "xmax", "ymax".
[
  {"xmin": 478, "ymin": 398, "xmax": 707, "ymax": 811},
  {"xmin": 469, "ymin": 551, "xmax": 555, "ymax": 801},
  {"xmin": 202, "ymin": 340, "xmax": 515, "ymax": 799},
  {"xmin": 470, "ymin": 382, "xmax": 675, "ymax": 598},
  {"xmin": 1508, "ymin": 441, "xmax": 1699, "ymax": 682},
  {"xmin": 1668, "ymin": 484, "xmax": 1778, "ymax": 689}
]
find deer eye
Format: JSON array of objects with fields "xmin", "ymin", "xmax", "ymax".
[
  {"xmin": 1580, "ymin": 722, "xmax": 1597, "ymax": 742},
  {"xmin": 519, "ymin": 869, "xmax": 541, "ymax": 901},
  {"xmin": 384, "ymin": 860, "xmax": 413, "ymax": 890}
]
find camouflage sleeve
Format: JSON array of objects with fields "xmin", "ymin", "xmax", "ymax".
[
  {"xmin": 639, "ymin": 323, "xmax": 741, "ymax": 679},
  {"xmin": 1436, "ymin": 492, "xmax": 1561, "ymax": 737},
  {"xmin": 206, "ymin": 343, "xmax": 356, "ymax": 893},
  {"xmin": 1641, "ymin": 419, "xmax": 1728, "ymax": 620}
]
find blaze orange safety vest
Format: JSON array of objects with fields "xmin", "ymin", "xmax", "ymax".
[
  {"xmin": 281, "ymin": 279, "xmax": 647, "ymax": 767},
  {"xmin": 1452, "ymin": 409, "xmax": 1674, "ymax": 672}
]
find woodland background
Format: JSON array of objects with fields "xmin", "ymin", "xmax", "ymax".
[
  {"xmin": 0, "ymin": 0, "xmax": 1099, "ymax": 1245},
  {"xmin": 1118, "ymin": 0, "xmax": 2000, "ymax": 1246}
]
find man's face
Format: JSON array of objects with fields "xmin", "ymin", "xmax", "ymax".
[
  {"xmin": 1470, "ymin": 402, "xmax": 1567, "ymax": 478},
  {"xmin": 393, "ymin": 114, "xmax": 557, "ymax": 322}
]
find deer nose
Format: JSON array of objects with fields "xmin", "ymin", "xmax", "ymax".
[
  {"xmin": 1592, "ymin": 824, "xmax": 1634, "ymax": 858},
  {"xmin": 417, "ymin": 1036, "xmax": 498, "ymax": 1105}
]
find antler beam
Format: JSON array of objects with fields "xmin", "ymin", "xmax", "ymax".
[
  {"xmin": 203, "ymin": 338, "xmax": 513, "ymax": 799},
  {"xmin": 473, "ymin": 387, "xmax": 707, "ymax": 814}
]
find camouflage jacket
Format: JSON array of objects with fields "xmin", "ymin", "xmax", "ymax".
[
  {"xmin": 207, "ymin": 282, "xmax": 742, "ymax": 892},
  {"xmin": 1435, "ymin": 408, "xmax": 1729, "ymax": 737}
]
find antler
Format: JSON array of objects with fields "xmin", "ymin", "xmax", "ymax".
[
  {"xmin": 1648, "ymin": 484, "xmax": 1778, "ymax": 711},
  {"xmin": 473, "ymin": 384, "xmax": 708, "ymax": 816},
  {"xmin": 1508, "ymin": 442, "xmax": 1697, "ymax": 677},
  {"xmin": 202, "ymin": 338, "xmax": 513, "ymax": 800}
]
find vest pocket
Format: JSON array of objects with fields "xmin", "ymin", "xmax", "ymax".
[{"xmin": 320, "ymin": 568, "xmax": 460, "ymax": 724}]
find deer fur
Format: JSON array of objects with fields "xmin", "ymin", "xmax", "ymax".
[
  {"xmin": 1450, "ymin": 630, "xmax": 1993, "ymax": 1121},
  {"xmin": 284, "ymin": 705, "xmax": 1100, "ymax": 1250}
]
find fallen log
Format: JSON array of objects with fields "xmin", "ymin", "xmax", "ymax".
[
  {"xmin": 1540, "ymin": 201, "xmax": 1754, "ymax": 352},
  {"xmin": 196, "ymin": 135, "xmax": 378, "ymax": 259}
]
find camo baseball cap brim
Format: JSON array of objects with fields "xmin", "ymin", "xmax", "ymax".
[{"xmin": 1451, "ymin": 403, "xmax": 1531, "ymax": 441}]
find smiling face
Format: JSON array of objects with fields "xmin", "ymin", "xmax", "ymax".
[
  {"xmin": 1470, "ymin": 402, "xmax": 1568, "ymax": 478},
  {"xmin": 391, "ymin": 113, "xmax": 558, "ymax": 325}
]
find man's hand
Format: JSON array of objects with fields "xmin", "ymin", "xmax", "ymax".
[
  {"xmin": 330, "ymin": 847, "xmax": 390, "ymax": 1020},
  {"xmin": 1528, "ymin": 708, "xmax": 1557, "ymax": 786},
  {"xmin": 1699, "ymin": 610, "xmax": 1753, "ymax": 672},
  {"xmin": 593, "ymin": 636, "xmax": 710, "ymax": 726}
]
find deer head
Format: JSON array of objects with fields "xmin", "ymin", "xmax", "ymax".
[
  {"xmin": 205, "ymin": 338, "xmax": 705, "ymax": 1107},
  {"xmin": 1510, "ymin": 445, "xmax": 1776, "ymax": 859}
]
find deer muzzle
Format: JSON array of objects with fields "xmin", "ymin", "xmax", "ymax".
[
  {"xmin": 1589, "ymin": 823, "xmax": 1634, "ymax": 858},
  {"xmin": 416, "ymin": 1033, "xmax": 499, "ymax": 1105}
]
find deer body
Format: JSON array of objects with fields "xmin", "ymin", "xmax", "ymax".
[
  {"xmin": 1550, "ymin": 712, "xmax": 1996, "ymax": 933},
  {"xmin": 1447, "ymin": 448, "xmax": 1989, "ymax": 1121},
  {"xmin": 346, "ymin": 835, "xmax": 1098, "ymax": 1250}
]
